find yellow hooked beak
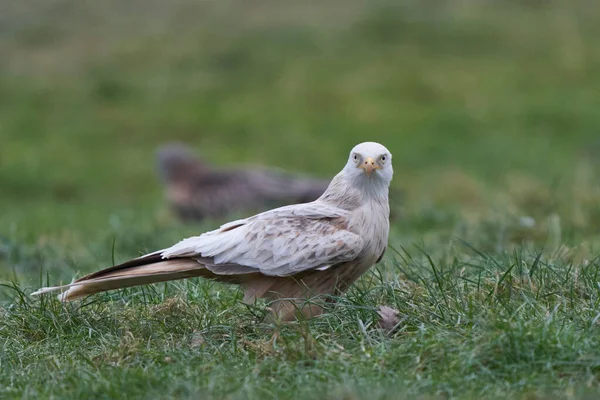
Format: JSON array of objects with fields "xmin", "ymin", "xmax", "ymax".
[{"xmin": 358, "ymin": 157, "xmax": 381, "ymax": 176}]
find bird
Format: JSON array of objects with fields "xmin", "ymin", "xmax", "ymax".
[
  {"xmin": 155, "ymin": 143, "xmax": 331, "ymax": 222},
  {"xmin": 32, "ymin": 142, "xmax": 393, "ymax": 321}
]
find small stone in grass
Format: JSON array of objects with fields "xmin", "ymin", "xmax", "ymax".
[{"xmin": 377, "ymin": 306, "xmax": 401, "ymax": 332}]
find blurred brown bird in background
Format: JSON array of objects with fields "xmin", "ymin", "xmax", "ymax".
[{"xmin": 156, "ymin": 143, "xmax": 331, "ymax": 222}]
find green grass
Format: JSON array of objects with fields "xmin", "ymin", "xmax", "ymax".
[{"xmin": 3, "ymin": 0, "xmax": 600, "ymax": 398}]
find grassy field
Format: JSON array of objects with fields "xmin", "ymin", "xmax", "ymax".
[{"xmin": 3, "ymin": 0, "xmax": 600, "ymax": 398}]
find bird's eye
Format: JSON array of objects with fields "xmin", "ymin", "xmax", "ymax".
[
  {"xmin": 380, "ymin": 155, "xmax": 387, "ymax": 163},
  {"xmin": 353, "ymin": 154, "xmax": 359, "ymax": 162}
]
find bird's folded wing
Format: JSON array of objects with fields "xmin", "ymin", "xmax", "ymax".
[{"xmin": 158, "ymin": 202, "xmax": 364, "ymax": 276}]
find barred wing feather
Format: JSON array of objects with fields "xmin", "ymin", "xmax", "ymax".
[{"xmin": 159, "ymin": 202, "xmax": 364, "ymax": 276}]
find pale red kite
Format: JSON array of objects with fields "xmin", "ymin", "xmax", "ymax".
[{"xmin": 33, "ymin": 142, "xmax": 393, "ymax": 320}]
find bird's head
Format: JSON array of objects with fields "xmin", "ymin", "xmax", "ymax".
[
  {"xmin": 155, "ymin": 143, "xmax": 210, "ymax": 182},
  {"xmin": 343, "ymin": 142, "xmax": 393, "ymax": 186}
]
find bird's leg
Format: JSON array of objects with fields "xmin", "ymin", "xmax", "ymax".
[{"xmin": 267, "ymin": 292, "xmax": 335, "ymax": 322}]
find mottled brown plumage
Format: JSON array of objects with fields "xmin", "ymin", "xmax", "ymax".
[{"xmin": 156, "ymin": 143, "xmax": 330, "ymax": 222}]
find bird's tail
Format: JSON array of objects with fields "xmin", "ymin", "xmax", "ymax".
[{"xmin": 31, "ymin": 254, "xmax": 213, "ymax": 301}]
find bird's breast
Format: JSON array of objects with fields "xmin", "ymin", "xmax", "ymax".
[{"xmin": 351, "ymin": 197, "xmax": 390, "ymax": 265}]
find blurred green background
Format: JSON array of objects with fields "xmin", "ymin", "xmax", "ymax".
[
  {"xmin": 1, "ymin": 0, "xmax": 600, "ymax": 274},
  {"xmin": 4, "ymin": 1, "xmax": 600, "ymax": 398}
]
